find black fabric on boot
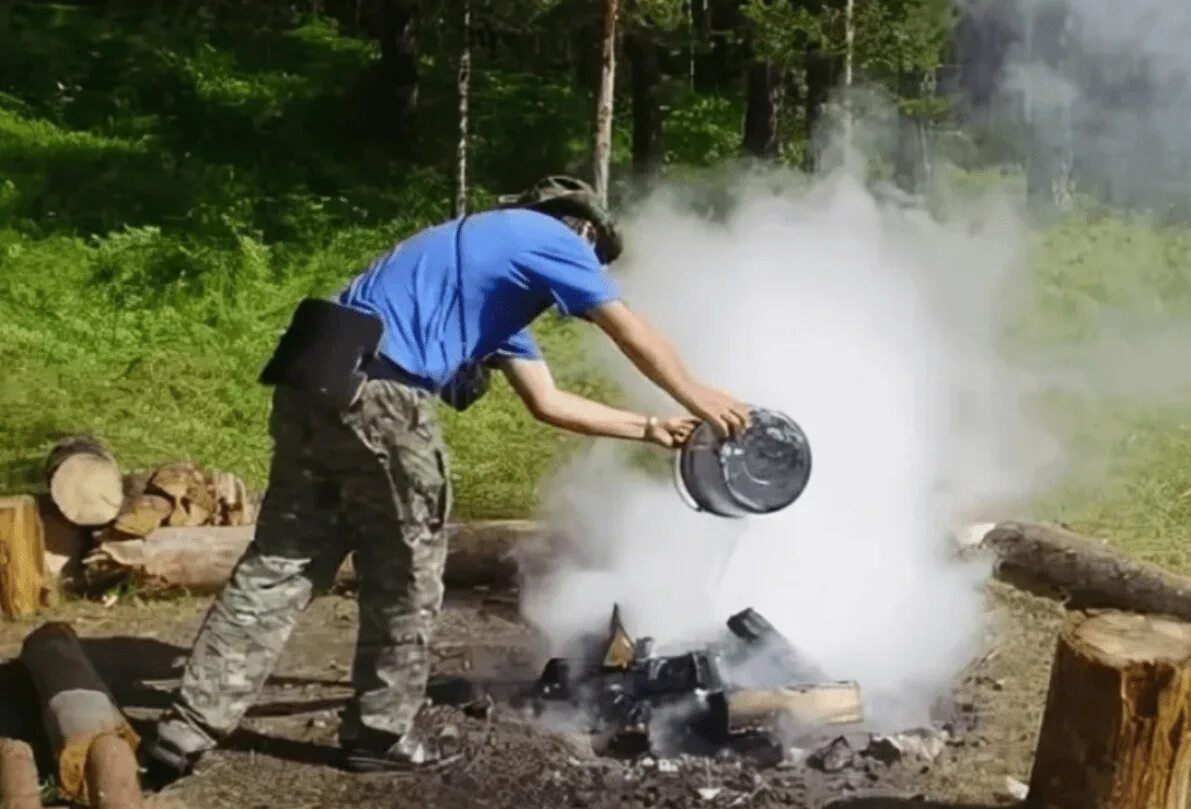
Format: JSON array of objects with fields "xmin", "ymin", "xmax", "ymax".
[
  {"xmin": 141, "ymin": 734, "xmax": 201, "ymax": 789},
  {"xmin": 341, "ymin": 724, "xmax": 461, "ymax": 773}
]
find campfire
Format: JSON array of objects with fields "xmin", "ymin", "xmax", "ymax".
[{"xmin": 523, "ymin": 605, "xmax": 864, "ymax": 759}]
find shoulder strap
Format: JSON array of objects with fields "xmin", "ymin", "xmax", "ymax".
[{"xmin": 454, "ymin": 214, "xmax": 471, "ymax": 360}]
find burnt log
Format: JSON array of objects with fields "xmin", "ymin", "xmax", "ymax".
[{"xmin": 18, "ymin": 622, "xmax": 141, "ymax": 807}]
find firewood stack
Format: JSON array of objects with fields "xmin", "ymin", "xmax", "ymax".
[
  {"xmin": 0, "ymin": 435, "xmax": 258, "ymax": 618},
  {"xmin": 106, "ymin": 461, "xmax": 257, "ymax": 540}
]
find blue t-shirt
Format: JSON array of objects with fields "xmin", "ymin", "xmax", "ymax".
[{"xmin": 338, "ymin": 208, "xmax": 621, "ymax": 391}]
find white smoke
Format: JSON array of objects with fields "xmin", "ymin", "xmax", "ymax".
[
  {"xmin": 517, "ymin": 0, "xmax": 1191, "ymax": 738},
  {"xmin": 519, "ymin": 165, "xmax": 1065, "ymax": 733},
  {"xmin": 962, "ymin": 0, "xmax": 1191, "ymax": 212}
]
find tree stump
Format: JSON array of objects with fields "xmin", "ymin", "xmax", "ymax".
[
  {"xmin": 0, "ymin": 495, "xmax": 48, "ymax": 619},
  {"xmin": 1028, "ymin": 610, "xmax": 1191, "ymax": 809},
  {"xmin": 44, "ymin": 436, "xmax": 123, "ymax": 528}
]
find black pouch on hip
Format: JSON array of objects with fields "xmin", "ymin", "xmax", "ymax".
[
  {"xmin": 258, "ymin": 297, "xmax": 384, "ymax": 411},
  {"xmin": 439, "ymin": 358, "xmax": 492, "ymax": 412}
]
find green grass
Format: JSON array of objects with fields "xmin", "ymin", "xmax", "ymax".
[
  {"xmin": 5, "ymin": 2, "xmax": 1191, "ymax": 560},
  {"xmin": 1006, "ymin": 210, "xmax": 1191, "ymax": 571},
  {"xmin": 0, "ymin": 3, "xmax": 625, "ymax": 519}
]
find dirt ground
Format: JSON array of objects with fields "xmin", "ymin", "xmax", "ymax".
[{"xmin": 0, "ymin": 580, "xmax": 1061, "ymax": 809}]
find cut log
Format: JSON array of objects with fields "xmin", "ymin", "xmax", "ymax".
[
  {"xmin": 121, "ymin": 471, "xmax": 151, "ymax": 500},
  {"xmin": 85, "ymin": 732, "xmax": 143, "ymax": 809},
  {"xmin": 0, "ymin": 495, "xmax": 48, "ymax": 619},
  {"xmin": 84, "ymin": 521, "xmax": 550, "ymax": 595},
  {"xmin": 35, "ymin": 493, "xmax": 88, "ymax": 587},
  {"xmin": 112, "ymin": 494, "xmax": 172, "ymax": 538},
  {"xmin": 967, "ymin": 521, "xmax": 1191, "ymax": 620},
  {"xmin": 210, "ymin": 471, "xmax": 253, "ymax": 526},
  {"xmin": 727, "ymin": 681, "xmax": 863, "ymax": 732},
  {"xmin": 146, "ymin": 463, "xmax": 215, "ymax": 528},
  {"xmin": 1027, "ymin": 609, "xmax": 1191, "ymax": 809},
  {"xmin": 0, "ymin": 738, "xmax": 41, "ymax": 809},
  {"xmin": 19, "ymin": 622, "xmax": 141, "ymax": 806},
  {"xmin": 44, "ymin": 436, "xmax": 123, "ymax": 527}
]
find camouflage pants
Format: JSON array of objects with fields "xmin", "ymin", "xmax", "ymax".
[{"xmin": 156, "ymin": 378, "xmax": 452, "ymax": 754}]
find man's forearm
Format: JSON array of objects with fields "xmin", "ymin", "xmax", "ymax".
[
  {"xmin": 602, "ymin": 315, "xmax": 704, "ymax": 412},
  {"xmin": 533, "ymin": 389, "xmax": 651, "ymax": 441}
]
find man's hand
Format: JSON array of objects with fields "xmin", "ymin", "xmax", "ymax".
[
  {"xmin": 645, "ymin": 415, "xmax": 700, "ymax": 448},
  {"xmin": 587, "ymin": 301, "xmax": 752, "ymax": 438},
  {"xmin": 683, "ymin": 385, "xmax": 752, "ymax": 439}
]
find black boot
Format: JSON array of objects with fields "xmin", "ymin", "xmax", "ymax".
[
  {"xmin": 141, "ymin": 717, "xmax": 215, "ymax": 788},
  {"xmin": 340, "ymin": 724, "xmax": 462, "ymax": 773}
]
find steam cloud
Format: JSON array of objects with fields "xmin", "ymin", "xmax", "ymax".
[
  {"xmin": 518, "ymin": 0, "xmax": 1191, "ymax": 738},
  {"xmin": 519, "ymin": 166, "xmax": 1064, "ymax": 733}
]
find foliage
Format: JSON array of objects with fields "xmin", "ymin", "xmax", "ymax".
[
  {"xmin": 3, "ymin": 0, "xmax": 1191, "ymax": 579},
  {"xmin": 740, "ymin": 0, "xmax": 830, "ymax": 69}
]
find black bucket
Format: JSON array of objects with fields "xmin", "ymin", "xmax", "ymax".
[{"xmin": 673, "ymin": 408, "xmax": 813, "ymax": 518}]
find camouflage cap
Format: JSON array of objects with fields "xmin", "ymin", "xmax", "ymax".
[{"xmin": 497, "ymin": 175, "xmax": 624, "ymax": 264}]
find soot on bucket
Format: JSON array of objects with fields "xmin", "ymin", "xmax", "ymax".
[{"xmin": 674, "ymin": 408, "xmax": 812, "ymax": 518}]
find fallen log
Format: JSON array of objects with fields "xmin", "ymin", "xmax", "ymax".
[
  {"xmin": 44, "ymin": 436, "xmax": 124, "ymax": 528},
  {"xmin": 1028, "ymin": 609, "xmax": 1191, "ymax": 809},
  {"xmin": 84, "ymin": 521, "xmax": 550, "ymax": 595},
  {"xmin": 0, "ymin": 495, "xmax": 48, "ymax": 619},
  {"xmin": 0, "ymin": 738, "xmax": 41, "ymax": 809},
  {"xmin": 966, "ymin": 521, "xmax": 1191, "ymax": 620},
  {"xmin": 19, "ymin": 622, "xmax": 141, "ymax": 807}
]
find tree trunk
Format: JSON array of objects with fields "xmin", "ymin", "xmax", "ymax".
[
  {"xmin": 706, "ymin": 0, "xmax": 738, "ymax": 91},
  {"xmin": 1022, "ymin": 0, "xmax": 1072, "ymax": 210},
  {"xmin": 44, "ymin": 436, "xmax": 123, "ymax": 528},
  {"xmin": 840, "ymin": 0, "xmax": 854, "ymax": 151},
  {"xmin": 19, "ymin": 622, "xmax": 142, "ymax": 808},
  {"xmin": 804, "ymin": 46, "xmax": 833, "ymax": 172},
  {"xmin": 690, "ymin": 0, "xmax": 712, "ymax": 90},
  {"xmin": 1028, "ymin": 610, "xmax": 1191, "ymax": 809},
  {"xmin": 592, "ymin": 0, "xmax": 620, "ymax": 206},
  {"xmin": 0, "ymin": 739, "xmax": 40, "ymax": 809},
  {"xmin": 893, "ymin": 71, "xmax": 932, "ymax": 195},
  {"xmin": 968, "ymin": 522, "xmax": 1191, "ymax": 620},
  {"xmin": 452, "ymin": 0, "xmax": 471, "ymax": 218},
  {"xmin": 378, "ymin": 0, "xmax": 418, "ymax": 128},
  {"xmin": 0, "ymin": 495, "xmax": 48, "ymax": 620},
  {"xmin": 742, "ymin": 62, "xmax": 783, "ymax": 159},
  {"xmin": 627, "ymin": 32, "xmax": 663, "ymax": 177}
]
